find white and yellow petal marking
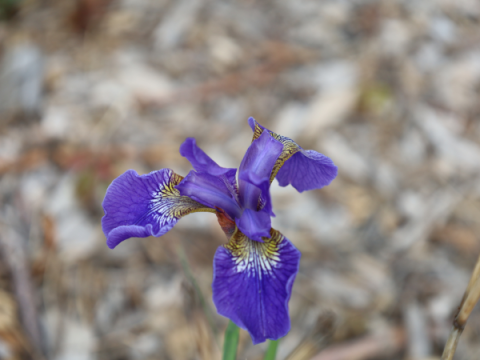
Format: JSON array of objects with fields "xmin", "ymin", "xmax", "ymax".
[
  {"xmin": 212, "ymin": 227, "xmax": 301, "ymax": 344},
  {"xmin": 145, "ymin": 169, "xmax": 216, "ymax": 228},
  {"xmin": 102, "ymin": 168, "xmax": 215, "ymax": 249},
  {"xmin": 225, "ymin": 227, "xmax": 283, "ymax": 280}
]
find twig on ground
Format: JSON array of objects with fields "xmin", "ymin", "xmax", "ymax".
[
  {"xmin": 178, "ymin": 246, "xmax": 219, "ymax": 345},
  {"xmin": 285, "ymin": 312, "xmax": 335, "ymax": 360},
  {"xmin": 140, "ymin": 41, "xmax": 318, "ymax": 109},
  {"xmin": 441, "ymin": 253, "xmax": 480, "ymax": 360},
  {"xmin": 310, "ymin": 326, "xmax": 404, "ymax": 360},
  {"xmin": 0, "ymin": 227, "xmax": 45, "ymax": 359}
]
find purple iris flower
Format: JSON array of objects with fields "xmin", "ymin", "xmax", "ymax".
[{"xmin": 101, "ymin": 117, "xmax": 337, "ymax": 344}]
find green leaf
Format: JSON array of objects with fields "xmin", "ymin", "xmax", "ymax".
[
  {"xmin": 264, "ymin": 339, "xmax": 279, "ymax": 360},
  {"xmin": 222, "ymin": 321, "xmax": 240, "ymax": 360}
]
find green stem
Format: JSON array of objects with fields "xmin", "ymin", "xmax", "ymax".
[
  {"xmin": 223, "ymin": 321, "xmax": 240, "ymax": 360},
  {"xmin": 264, "ymin": 340, "xmax": 279, "ymax": 360}
]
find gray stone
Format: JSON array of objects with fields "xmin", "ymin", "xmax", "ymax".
[{"xmin": 0, "ymin": 44, "xmax": 44, "ymax": 119}]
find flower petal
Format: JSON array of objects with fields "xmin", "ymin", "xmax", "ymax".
[
  {"xmin": 176, "ymin": 171, "xmax": 242, "ymax": 220},
  {"xmin": 249, "ymin": 117, "xmax": 338, "ymax": 192},
  {"xmin": 239, "ymin": 130, "xmax": 283, "ymax": 209},
  {"xmin": 235, "ymin": 208, "xmax": 271, "ymax": 241},
  {"xmin": 212, "ymin": 228, "xmax": 300, "ymax": 344},
  {"xmin": 276, "ymin": 150, "xmax": 338, "ymax": 192},
  {"xmin": 180, "ymin": 137, "xmax": 238, "ymax": 196},
  {"xmin": 238, "ymin": 171, "xmax": 274, "ymax": 217},
  {"xmin": 248, "ymin": 117, "xmax": 299, "ymax": 183},
  {"xmin": 102, "ymin": 169, "xmax": 214, "ymax": 249}
]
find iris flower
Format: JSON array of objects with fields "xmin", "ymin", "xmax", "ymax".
[{"xmin": 102, "ymin": 118, "xmax": 337, "ymax": 344}]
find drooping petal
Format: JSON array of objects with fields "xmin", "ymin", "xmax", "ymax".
[
  {"xmin": 238, "ymin": 130, "xmax": 283, "ymax": 209},
  {"xmin": 176, "ymin": 171, "xmax": 242, "ymax": 220},
  {"xmin": 102, "ymin": 169, "xmax": 214, "ymax": 249},
  {"xmin": 249, "ymin": 117, "xmax": 338, "ymax": 192},
  {"xmin": 212, "ymin": 228, "xmax": 301, "ymax": 344},
  {"xmin": 180, "ymin": 137, "xmax": 238, "ymax": 197},
  {"xmin": 276, "ymin": 150, "xmax": 338, "ymax": 192},
  {"xmin": 235, "ymin": 208, "xmax": 271, "ymax": 241}
]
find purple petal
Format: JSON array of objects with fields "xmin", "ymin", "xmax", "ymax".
[
  {"xmin": 176, "ymin": 171, "xmax": 242, "ymax": 220},
  {"xmin": 248, "ymin": 116, "xmax": 265, "ymax": 133},
  {"xmin": 239, "ymin": 130, "xmax": 283, "ymax": 209},
  {"xmin": 277, "ymin": 150, "xmax": 338, "ymax": 192},
  {"xmin": 180, "ymin": 138, "xmax": 238, "ymax": 196},
  {"xmin": 102, "ymin": 169, "xmax": 213, "ymax": 249},
  {"xmin": 248, "ymin": 117, "xmax": 338, "ymax": 192},
  {"xmin": 235, "ymin": 208, "xmax": 271, "ymax": 241},
  {"xmin": 238, "ymin": 171, "xmax": 274, "ymax": 217},
  {"xmin": 212, "ymin": 228, "xmax": 301, "ymax": 344},
  {"xmin": 248, "ymin": 117, "xmax": 301, "ymax": 183}
]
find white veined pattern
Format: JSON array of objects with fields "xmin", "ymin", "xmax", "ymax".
[
  {"xmin": 226, "ymin": 228, "xmax": 283, "ymax": 280},
  {"xmin": 137, "ymin": 169, "xmax": 214, "ymax": 227}
]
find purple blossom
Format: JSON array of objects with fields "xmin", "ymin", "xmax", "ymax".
[{"xmin": 101, "ymin": 117, "xmax": 338, "ymax": 344}]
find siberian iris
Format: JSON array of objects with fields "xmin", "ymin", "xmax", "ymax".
[{"xmin": 102, "ymin": 118, "xmax": 338, "ymax": 344}]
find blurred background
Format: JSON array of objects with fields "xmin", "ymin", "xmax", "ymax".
[{"xmin": 1, "ymin": 0, "xmax": 480, "ymax": 359}]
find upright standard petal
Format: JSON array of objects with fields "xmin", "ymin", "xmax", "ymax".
[
  {"xmin": 212, "ymin": 228, "xmax": 301, "ymax": 344},
  {"xmin": 102, "ymin": 169, "xmax": 214, "ymax": 249},
  {"xmin": 180, "ymin": 137, "xmax": 238, "ymax": 196},
  {"xmin": 238, "ymin": 130, "xmax": 283, "ymax": 209},
  {"xmin": 249, "ymin": 117, "xmax": 338, "ymax": 192},
  {"xmin": 176, "ymin": 170, "xmax": 242, "ymax": 220}
]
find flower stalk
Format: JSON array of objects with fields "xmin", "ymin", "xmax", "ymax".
[
  {"xmin": 223, "ymin": 321, "xmax": 240, "ymax": 360},
  {"xmin": 264, "ymin": 340, "xmax": 279, "ymax": 360}
]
